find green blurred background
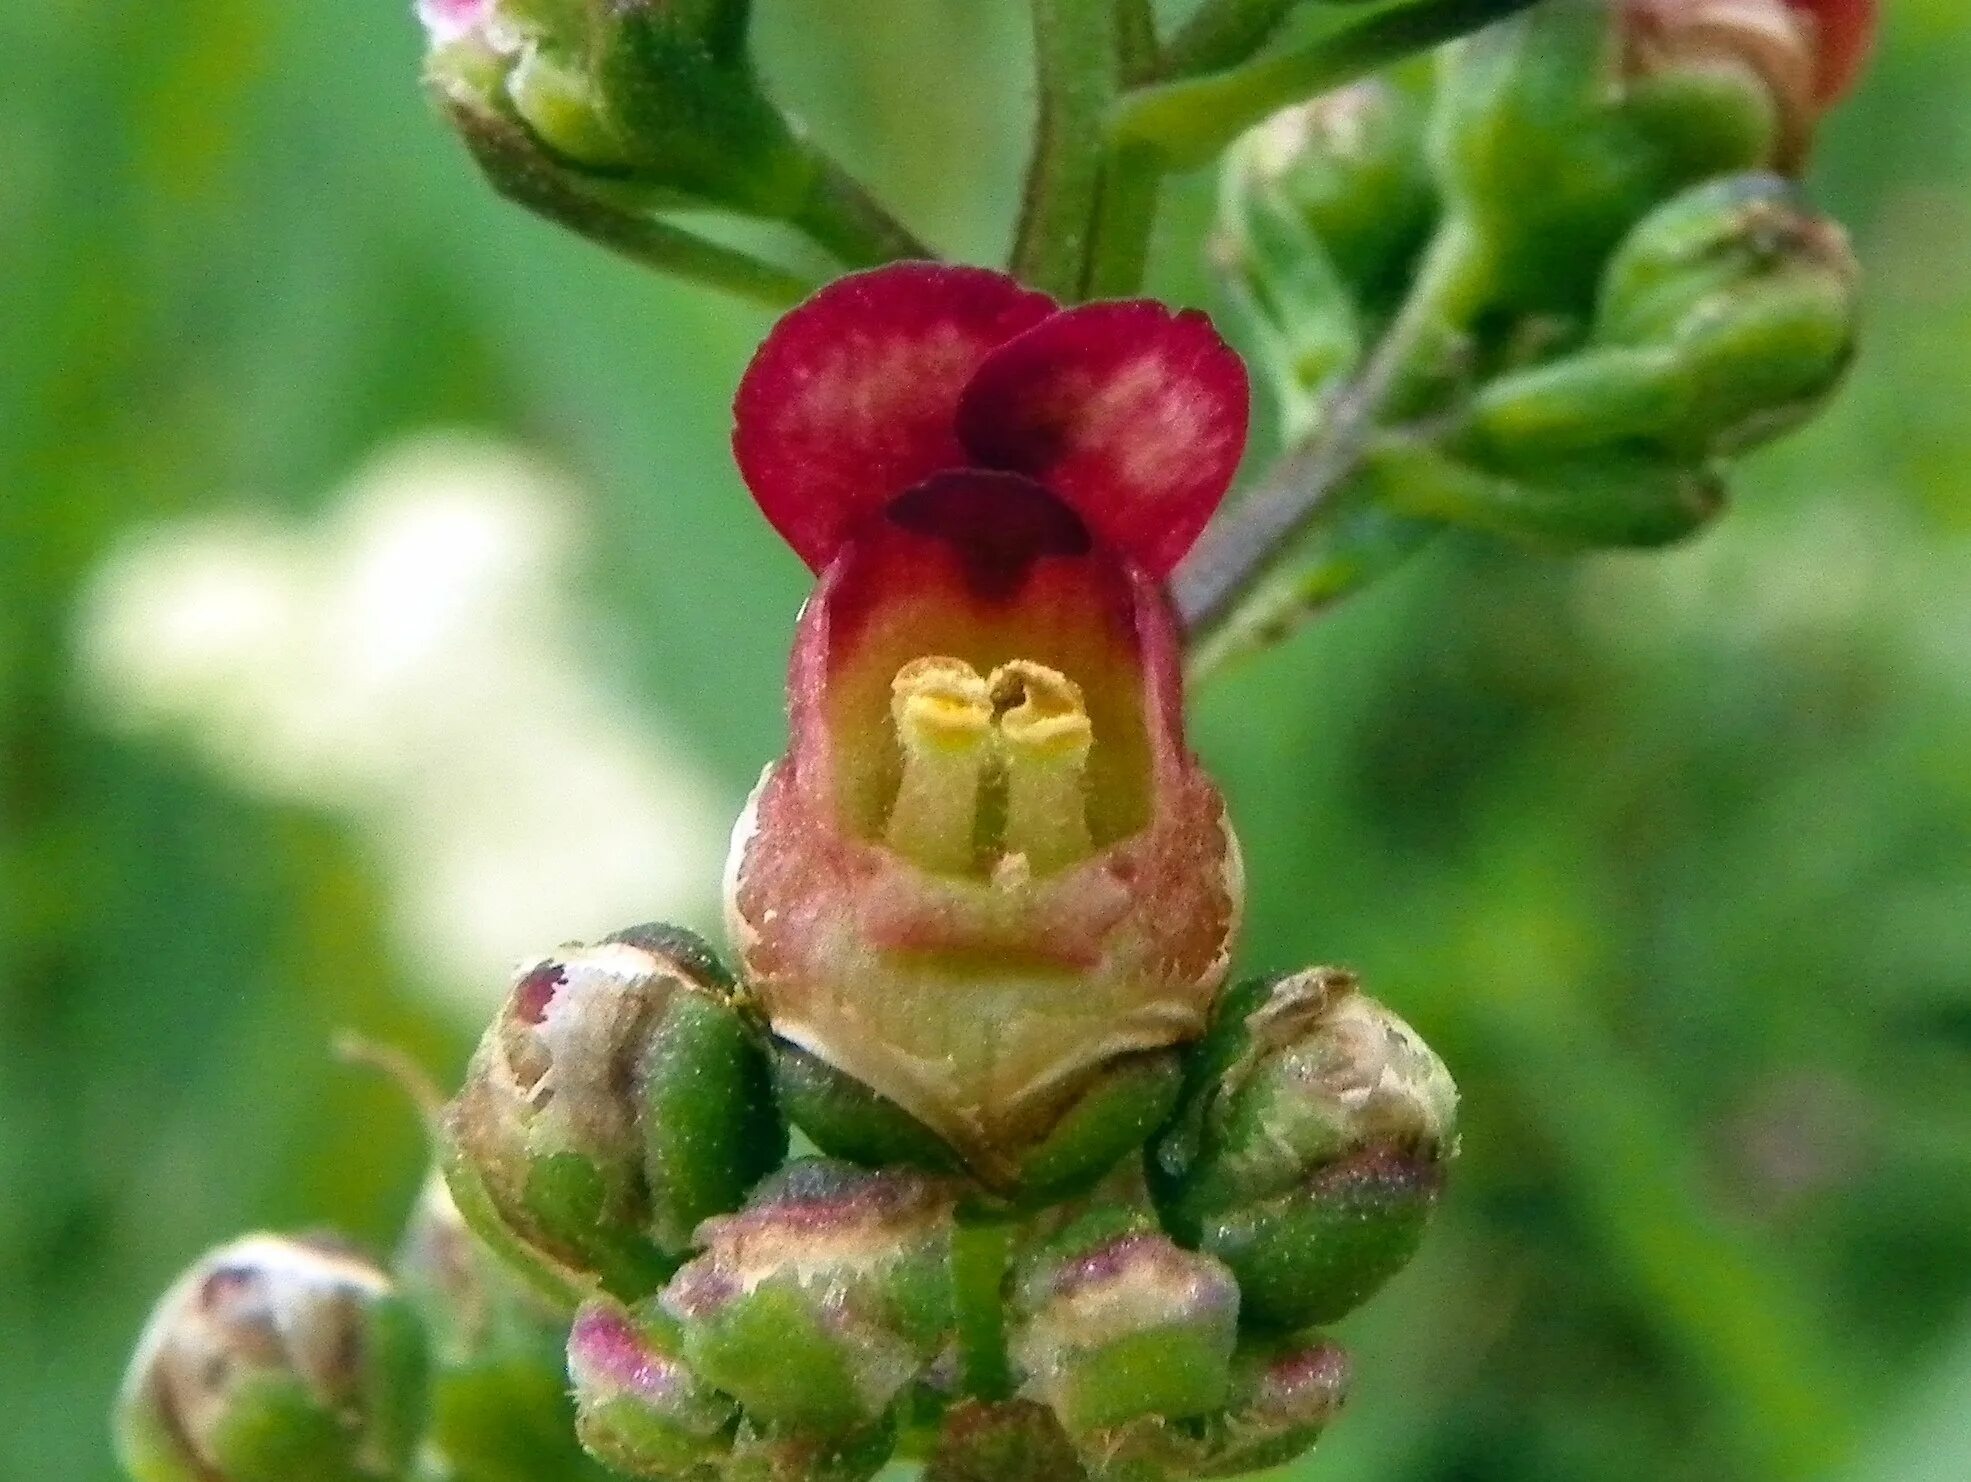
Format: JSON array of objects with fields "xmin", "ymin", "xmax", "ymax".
[{"xmin": 6, "ymin": 2, "xmax": 1971, "ymax": 1479}]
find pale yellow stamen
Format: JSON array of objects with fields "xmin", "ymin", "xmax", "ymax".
[
  {"xmin": 990, "ymin": 660, "xmax": 1094, "ymax": 876},
  {"xmin": 886, "ymin": 657, "xmax": 993, "ymax": 873}
]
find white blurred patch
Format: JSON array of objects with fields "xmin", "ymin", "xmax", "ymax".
[{"xmin": 76, "ymin": 435, "xmax": 730, "ymax": 1008}]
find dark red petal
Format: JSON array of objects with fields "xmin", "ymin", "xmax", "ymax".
[
  {"xmin": 1784, "ymin": 0, "xmax": 1874, "ymax": 102},
  {"xmin": 956, "ymin": 301, "xmax": 1250, "ymax": 578},
  {"xmin": 733, "ymin": 263, "xmax": 1058, "ymax": 571}
]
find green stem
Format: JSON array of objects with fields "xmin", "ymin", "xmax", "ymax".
[
  {"xmin": 1083, "ymin": 144, "xmax": 1165, "ymax": 299},
  {"xmin": 1012, "ymin": 0, "xmax": 1123, "ymax": 299},
  {"xmin": 1118, "ymin": 0, "xmax": 1162, "ymax": 81},
  {"xmin": 1160, "ymin": 0, "xmax": 1299, "ymax": 79},
  {"xmin": 1113, "ymin": 0, "xmax": 1542, "ymax": 170},
  {"xmin": 952, "ymin": 1217, "xmax": 1015, "ymax": 1400},
  {"xmin": 451, "ymin": 105, "xmax": 817, "ymax": 309},
  {"xmin": 789, "ymin": 149, "xmax": 935, "ymax": 267},
  {"xmin": 1174, "ymin": 215, "xmax": 1482, "ymax": 646}
]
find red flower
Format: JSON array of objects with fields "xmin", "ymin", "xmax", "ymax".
[{"xmin": 723, "ymin": 264, "xmax": 1250, "ymax": 1188}]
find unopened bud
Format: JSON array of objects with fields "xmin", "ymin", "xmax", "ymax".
[
  {"xmin": 419, "ymin": 0, "xmax": 810, "ymax": 211},
  {"xmin": 1072, "ymin": 1335, "xmax": 1352, "ymax": 1481},
  {"xmin": 1153, "ymin": 970, "xmax": 1457, "ymax": 1330},
  {"xmin": 1431, "ymin": 0, "xmax": 1865, "ymax": 318},
  {"xmin": 116, "ymin": 1235, "xmax": 427, "ymax": 1482},
  {"xmin": 443, "ymin": 924, "xmax": 785, "ymax": 1304},
  {"xmin": 1598, "ymin": 172, "xmax": 1859, "ymax": 453},
  {"xmin": 593, "ymin": 0, "xmax": 813, "ymax": 213},
  {"xmin": 1199, "ymin": 1336, "xmax": 1352, "ymax": 1476},
  {"xmin": 659, "ymin": 1160, "xmax": 957, "ymax": 1441},
  {"xmin": 1469, "ymin": 173, "xmax": 1859, "ymax": 463},
  {"xmin": 1223, "ymin": 75, "xmax": 1436, "ymax": 313},
  {"xmin": 1008, "ymin": 1213, "xmax": 1240, "ymax": 1440},
  {"xmin": 1216, "ymin": 77, "xmax": 1437, "ymax": 435},
  {"xmin": 567, "ymin": 1299, "xmax": 737, "ymax": 1479},
  {"xmin": 1622, "ymin": 0, "xmax": 1875, "ymax": 169},
  {"xmin": 420, "ymin": 0, "xmax": 632, "ymax": 173}
]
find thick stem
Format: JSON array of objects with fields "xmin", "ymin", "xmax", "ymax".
[
  {"xmin": 1113, "ymin": 0, "xmax": 1543, "ymax": 170},
  {"xmin": 953, "ymin": 1216, "xmax": 1016, "ymax": 1400},
  {"xmin": 451, "ymin": 103, "xmax": 818, "ymax": 308},
  {"xmin": 1012, "ymin": 0, "xmax": 1123, "ymax": 299},
  {"xmin": 1083, "ymin": 144, "xmax": 1165, "ymax": 299},
  {"xmin": 1118, "ymin": 0, "xmax": 1162, "ymax": 81},
  {"xmin": 1161, "ymin": 0, "xmax": 1299, "ymax": 79},
  {"xmin": 790, "ymin": 150, "xmax": 935, "ymax": 267},
  {"xmin": 1177, "ymin": 219, "xmax": 1490, "ymax": 657}
]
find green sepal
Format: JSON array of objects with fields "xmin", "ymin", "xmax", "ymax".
[
  {"xmin": 1201, "ymin": 1146, "xmax": 1441, "ymax": 1330},
  {"xmin": 1152, "ymin": 971, "xmax": 1455, "ymax": 1330},
  {"xmin": 773, "ymin": 1041, "xmax": 1176, "ymax": 1205},
  {"xmin": 1364, "ymin": 437, "xmax": 1724, "ymax": 549},
  {"xmin": 195, "ymin": 1372, "xmax": 383, "ymax": 1482},
  {"xmin": 595, "ymin": 0, "xmax": 812, "ymax": 214},
  {"xmin": 639, "ymin": 987, "xmax": 787, "ymax": 1254},
  {"xmin": 680, "ymin": 1283, "xmax": 879, "ymax": 1433},
  {"xmin": 1011, "ymin": 1054, "xmax": 1183, "ymax": 1208},
  {"xmin": 659, "ymin": 1161, "xmax": 957, "ymax": 1441},
  {"xmin": 442, "ymin": 925, "xmax": 785, "ymax": 1307},
  {"xmin": 523, "ymin": 1151, "xmax": 677, "ymax": 1301},
  {"xmin": 771, "ymin": 1039, "xmax": 967, "ymax": 1178},
  {"xmin": 1232, "ymin": 66, "xmax": 1438, "ymax": 314}
]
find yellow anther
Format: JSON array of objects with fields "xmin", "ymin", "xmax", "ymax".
[
  {"xmin": 886, "ymin": 657, "xmax": 992, "ymax": 873},
  {"xmin": 990, "ymin": 660, "xmax": 1094, "ymax": 876}
]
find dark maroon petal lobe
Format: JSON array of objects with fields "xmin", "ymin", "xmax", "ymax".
[
  {"xmin": 733, "ymin": 263, "xmax": 1058, "ymax": 572},
  {"xmin": 956, "ymin": 300, "xmax": 1250, "ymax": 578}
]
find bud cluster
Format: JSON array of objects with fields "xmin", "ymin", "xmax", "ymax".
[{"xmin": 1212, "ymin": 0, "xmax": 1870, "ymax": 645}]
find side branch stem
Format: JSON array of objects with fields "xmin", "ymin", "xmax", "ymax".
[
  {"xmin": 1176, "ymin": 221, "xmax": 1487, "ymax": 647},
  {"xmin": 1161, "ymin": 0, "xmax": 1299, "ymax": 79},
  {"xmin": 791, "ymin": 150, "xmax": 936, "ymax": 267},
  {"xmin": 1113, "ymin": 0, "xmax": 1542, "ymax": 170},
  {"xmin": 454, "ymin": 107, "xmax": 817, "ymax": 308},
  {"xmin": 1013, "ymin": 0, "xmax": 1123, "ymax": 299}
]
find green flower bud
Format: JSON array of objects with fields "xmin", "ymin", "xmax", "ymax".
[
  {"xmin": 567, "ymin": 1299, "xmax": 737, "ymax": 1479},
  {"xmin": 1214, "ymin": 74, "xmax": 1438, "ymax": 439},
  {"xmin": 1226, "ymin": 72, "xmax": 1437, "ymax": 314},
  {"xmin": 1064, "ymin": 1334, "xmax": 1352, "ymax": 1481},
  {"xmin": 594, "ymin": 0, "xmax": 814, "ymax": 214},
  {"xmin": 116, "ymin": 1235, "xmax": 427, "ymax": 1482},
  {"xmin": 1360, "ymin": 437, "xmax": 1725, "ymax": 550},
  {"xmin": 443, "ymin": 924, "xmax": 785, "ymax": 1305},
  {"xmin": 1465, "ymin": 173, "xmax": 1857, "ymax": 470},
  {"xmin": 1008, "ymin": 1213, "xmax": 1240, "ymax": 1441},
  {"xmin": 659, "ymin": 1160, "xmax": 957, "ymax": 1441},
  {"xmin": 1194, "ymin": 1336, "xmax": 1352, "ymax": 1477},
  {"xmin": 420, "ymin": 0, "xmax": 809, "ymax": 211},
  {"xmin": 396, "ymin": 1176, "xmax": 613, "ymax": 1482},
  {"xmin": 421, "ymin": 0, "xmax": 633, "ymax": 174},
  {"xmin": 771, "ymin": 1040, "xmax": 1183, "ymax": 1208},
  {"xmin": 1153, "ymin": 970, "xmax": 1457, "ymax": 1330},
  {"xmin": 1429, "ymin": 0, "xmax": 1816, "ymax": 317}
]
